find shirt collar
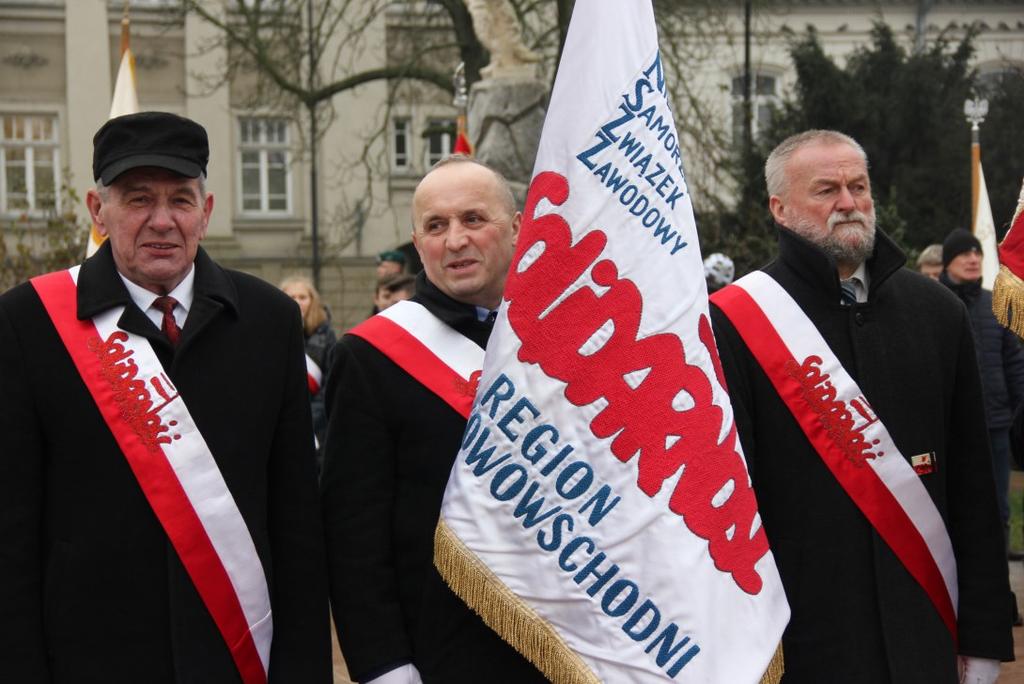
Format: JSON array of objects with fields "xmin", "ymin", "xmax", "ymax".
[
  {"xmin": 842, "ymin": 262, "xmax": 870, "ymax": 302},
  {"xmin": 118, "ymin": 266, "xmax": 195, "ymax": 324}
]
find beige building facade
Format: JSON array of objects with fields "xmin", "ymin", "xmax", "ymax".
[
  {"xmin": 1, "ymin": 0, "xmax": 1022, "ymax": 331},
  {"xmin": 676, "ymin": 1, "xmax": 1024, "ymax": 201}
]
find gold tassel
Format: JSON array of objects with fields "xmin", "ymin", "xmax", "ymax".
[
  {"xmin": 992, "ymin": 264, "xmax": 1024, "ymax": 338},
  {"xmin": 759, "ymin": 642, "xmax": 785, "ymax": 684},
  {"xmin": 436, "ymin": 520, "xmax": 785, "ymax": 683},
  {"xmin": 434, "ymin": 520, "xmax": 600, "ymax": 684}
]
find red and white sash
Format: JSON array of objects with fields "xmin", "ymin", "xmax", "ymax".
[
  {"xmin": 31, "ymin": 267, "xmax": 272, "ymax": 684},
  {"xmin": 347, "ymin": 300, "xmax": 484, "ymax": 419},
  {"xmin": 712, "ymin": 270, "xmax": 958, "ymax": 639},
  {"xmin": 305, "ymin": 354, "xmax": 323, "ymax": 395}
]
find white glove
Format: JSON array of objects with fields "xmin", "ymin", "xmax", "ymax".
[
  {"xmin": 958, "ymin": 656, "xmax": 1000, "ymax": 684},
  {"xmin": 365, "ymin": 663, "xmax": 424, "ymax": 684}
]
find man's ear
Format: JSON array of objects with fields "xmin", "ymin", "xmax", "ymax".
[
  {"xmin": 510, "ymin": 211, "xmax": 522, "ymax": 244},
  {"xmin": 85, "ymin": 189, "xmax": 108, "ymax": 237},
  {"xmin": 199, "ymin": 192, "xmax": 214, "ymax": 240},
  {"xmin": 411, "ymin": 227, "xmax": 425, "ymax": 260},
  {"xmin": 768, "ymin": 195, "xmax": 786, "ymax": 226}
]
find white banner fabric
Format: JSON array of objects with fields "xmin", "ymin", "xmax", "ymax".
[
  {"xmin": 436, "ymin": 2, "xmax": 789, "ymax": 682},
  {"xmin": 975, "ymin": 165, "xmax": 999, "ymax": 290}
]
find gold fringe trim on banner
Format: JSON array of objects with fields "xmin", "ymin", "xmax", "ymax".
[
  {"xmin": 992, "ymin": 264, "xmax": 1024, "ymax": 339},
  {"xmin": 436, "ymin": 520, "xmax": 785, "ymax": 684},
  {"xmin": 435, "ymin": 520, "xmax": 601, "ymax": 684},
  {"xmin": 760, "ymin": 642, "xmax": 785, "ymax": 684}
]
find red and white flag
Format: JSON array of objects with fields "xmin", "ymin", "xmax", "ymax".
[
  {"xmin": 993, "ymin": 176, "xmax": 1024, "ymax": 335},
  {"xmin": 434, "ymin": 2, "xmax": 788, "ymax": 682},
  {"xmin": 454, "ymin": 114, "xmax": 473, "ymax": 156}
]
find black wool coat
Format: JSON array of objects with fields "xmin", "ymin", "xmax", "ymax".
[
  {"xmin": 306, "ymin": 318, "xmax": 337, "ymax": 447},
  {"xmin": 321, "ymin": 273, "xmax": 545, "ymax": 683},
  {"xmin": 709, "ymin": 228, "xmax": 1013, "ymax": 684},
  {"xmin": 0, "ymin": 243, "xmax": 332, "ymax": 683}
]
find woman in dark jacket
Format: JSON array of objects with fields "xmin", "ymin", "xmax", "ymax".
[{"xmin": 280, "ymin": 276, "xmax": 336, "ymax": 456}]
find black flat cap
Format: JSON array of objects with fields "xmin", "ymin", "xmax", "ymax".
[{"xmin": 93, "ymin": 111, "xmax": 209, "ymax": 184}]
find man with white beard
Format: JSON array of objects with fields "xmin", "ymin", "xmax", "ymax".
[{"xmin": 709, "ymin": 130, "xmax": 1013, "ymax": 683}]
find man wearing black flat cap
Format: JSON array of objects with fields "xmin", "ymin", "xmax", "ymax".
[{"xmin": 0, "ymin": 112, "xmax": 332, "ymax": 683}]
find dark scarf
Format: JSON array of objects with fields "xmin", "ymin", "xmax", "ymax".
[
  {"xmin": 411, "ymin": 271, "xmax": 495, "ymax": 349},
  {"xmin": 939, "ymin": 271, "xmax": 981, "ymax": 306}
]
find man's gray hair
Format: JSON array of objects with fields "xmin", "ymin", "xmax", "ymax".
[
  {"xmin": 96, "ymin": 173, "xmax": 208, "ymax": 199},
  {"xmin": 916, "ymin": 243, "xmax": 944, "ymax": 268},
  {"xmin": 764, "ymin": 130, "xmax": 868, "ymax": 198}
]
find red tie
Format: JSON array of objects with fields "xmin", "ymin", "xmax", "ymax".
[{"xmin": 153, "ymin": 296, "xmax": 181, "ymax": 347}]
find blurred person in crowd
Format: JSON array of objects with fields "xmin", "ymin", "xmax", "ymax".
[
  {"xmin": 704, "ymin": 252, "xmax": 735, "ymax": 293},
  {"xmin": 939, "ymin": 228, "xmax": 1024, "ymax": 561},
  {"xmin": 377, "ymin": 250, "xmax": 407, "ymax": 279},
  {"xmin": 281, "ymin": 275, "xmax": 337, "ymax": 452},
  {"xmin": 917, "ymin": 243, "xmax": 944, "ymax": 280},
  {"xmin": 371, "ymin": 251, "xmax": 409, "ymax": 316},
  {"xmin": 374, "ymin": 273, "xmax": 416, "ymax": 313}
]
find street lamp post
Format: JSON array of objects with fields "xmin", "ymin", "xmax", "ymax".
[{"xmin": 307, "ymin": 0, "xmax": 320, "ymax": 290}]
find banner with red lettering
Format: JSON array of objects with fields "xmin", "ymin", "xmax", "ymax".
[{"xmin": 434, "ymin": 2, "xmax": 789, "ymax": 682}]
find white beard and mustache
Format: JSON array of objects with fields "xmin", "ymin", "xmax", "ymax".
[{"xmin": 787, "ymin": 208, "xmax": 877, "ymax": 266}]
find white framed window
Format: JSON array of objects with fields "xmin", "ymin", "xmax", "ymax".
[
  {"xmin": 731, "ymin": 73, "xmax": 779, "ymax": 143},
  {"xmin": 0, "ymin": 113, "xmax": 60, "ymax": 215},
  {"xmin": 392, "ymin": 118, "xmax": 410, "ymax": 170},
  {"xmin": 425, "ymin": 118, "xmax": 455, "ymax": 166},
  {"xmin": 238, "ymin": 116, "xmax": 291, "ymax": 214}
]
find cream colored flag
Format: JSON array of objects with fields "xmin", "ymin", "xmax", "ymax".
[
  {"xmin": 975, "ymin": 164, "xmax": 998, "ymax": 290},
  {"xmin": 108, "ymin": 47, "xmax": 139, "ymax": 119},
  {"xmin": 87, "ymin": 11, "xmax": 139, "ymax": 258}
]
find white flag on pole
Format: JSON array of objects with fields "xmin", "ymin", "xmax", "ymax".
[
  {"xmin": 975, "ymin": 164, "xmax": 999, "ymax": 290},
  {"xmin": 109, "ymin": 48, "xmax": 139, "ymax": 120},
  {"xmin": 435, "ymin": 2, "xmax": 789, "ymax": 682},
  {"xmin": 88, "ymin": 13, "xmax": 139, "ymax": 258}
]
